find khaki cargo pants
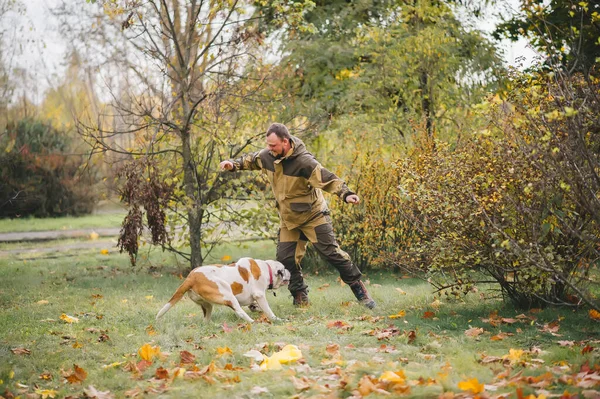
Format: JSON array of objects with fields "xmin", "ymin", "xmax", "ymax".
[{"xmin": 276, "ymin": 213, "xmax": 362, "ymax": 294}]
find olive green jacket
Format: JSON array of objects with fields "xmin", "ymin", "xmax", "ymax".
[{"xmin": 228, "ymin": 136, "xmax": 355, "ymax": 230}]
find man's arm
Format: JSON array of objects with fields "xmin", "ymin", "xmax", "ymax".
[
  {"xmin": 220, "ymin": 151, "xmax": 262, "ymax": 172},
  {"xmin": 307, "ymin": 162, "xmax": 359, "ymax": 204}
]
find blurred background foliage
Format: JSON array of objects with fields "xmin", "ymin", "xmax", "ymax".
[{"xmin": 0, "ymin": 0, "xmax": 598, "ymax": 310}]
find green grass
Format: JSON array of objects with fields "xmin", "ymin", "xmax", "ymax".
[
  {"xmin": 1, "ymin": 243, "xmax": 599, "ymax": 398},
  {"xmin": 0, "ymin": 212, "xmax": 126, "ymax": 233}
]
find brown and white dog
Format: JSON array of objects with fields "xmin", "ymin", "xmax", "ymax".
[{"xmin": 156, "ymin": 258, "xmax": 290, "ymax": 323}]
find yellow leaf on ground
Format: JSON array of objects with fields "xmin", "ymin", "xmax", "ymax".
[
  {"xmin": 90, "ymin": 232, "xmax": 99, "ymax": 240},
  {"xmin": 388, "ymin": 310, "xmax": 406, "ymax": 319},
  {"xmin": 37, "ymin": 300, "xmax": 49, "ymax": 305},
  {"xmin": 60, "ymin": 314, "xmax": 79, "ymax": 324},
  {"xmin": 221, "ymin": 255, "xmax": 232, "ymax": 262},
  {"xmin": 260, "ymin": 345, "xmax": 303, "ymax": 370},
  {"xmin": 380, "ymin": 370, "xmax": 406, "ymax": 383},
  {"xmin": 138, "ymin": 343, "xmax": 161, "ymax": 362},
  {"xmin": 217, "ymin": 347, "xmax": 233, "ymax": 356},
  {"xmin": 589, "ymin": 309, "xmax": 600, "ymax": 321},
  {"xmin": 100, "ymin": 249, "xmax": 109, "ymax": 255},
  {"xmin": 458, "ymin": 377, "xmax": 485, "ymax": 394},
  {"xmin": 395, "ymin": 288, "xmax": 407, "ymax": 295},
  {"xmin": 503, "ymin": 348, "xmax": 524, "ymax": 363},
  {"xmin": 35, "ymin": 389, "xmax": 58, "ymax": 399}
]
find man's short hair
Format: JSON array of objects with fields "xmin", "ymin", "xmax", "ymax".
[{"xmin": 266, "ymin": 123, "xmax": 291, "ymax": 141}]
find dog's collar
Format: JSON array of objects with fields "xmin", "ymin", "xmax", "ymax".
[{"xmin": 267, "ymin": 263, "xmax": 274, "ymax": 290}]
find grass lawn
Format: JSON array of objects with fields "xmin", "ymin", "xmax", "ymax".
[{"xmin": 1, "ymin": 242, "xmax": 599, "ymax": 398}]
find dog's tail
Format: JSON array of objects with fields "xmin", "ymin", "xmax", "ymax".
[{"xmin": 156, "ymin": 278, "xmax": 193, "ymax": 320}]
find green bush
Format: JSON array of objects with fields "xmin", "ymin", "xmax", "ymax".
[
  {"xmin": 0, "ymin": 119, "xmax": 97, "ymax": 218},
  {"xmin": 330, "ymin": 71, "xmax": 600, "ymax": 311}
]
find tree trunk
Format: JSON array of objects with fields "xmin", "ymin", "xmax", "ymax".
[
  {"xmin": 420, "ymin": 70, "xmax": 433, "ymax": 139},
  {"xmin": 181, "ymin": 129, "xmax": 203, "ymax": 269}
]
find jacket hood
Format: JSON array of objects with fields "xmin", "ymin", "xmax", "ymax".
[{"xmin": 287, "ymin": 136, "xmax": 308, "ymax": 159}]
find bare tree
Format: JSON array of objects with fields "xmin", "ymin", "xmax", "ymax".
[{"xmin": 54, "ymin": 0, "xmax": 281, "ymax": 268}]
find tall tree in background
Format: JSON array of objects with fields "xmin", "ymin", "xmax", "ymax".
[
  {"xmin": 256, "ymin": 0, "xmax": 502, "ymax": 150},
  {"xmin": 68, "ymin": 0, "xmax": 310, "ymax": 268},
  {"xmin": 496, "ymin": 0, "xmax": 600, "ymax": 74}
]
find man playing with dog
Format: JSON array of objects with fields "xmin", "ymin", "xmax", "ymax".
[{"xmin": 219, "ymin": 123, "xmax": 376, "ymax": 309}]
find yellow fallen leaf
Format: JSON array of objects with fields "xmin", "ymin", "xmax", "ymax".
[
  {"xmin": 37, "ymin": 300, "xmax": 49, "ymax": 305},
  {"xmin": 100, "ymin": 249, "xmax": 109, "ymax": 255},
  {"xmin": 102, "ymin": 362, "xmax": 125, "ymax": 369},
  {"xmin": 145, "ymin": 295, "xmax": 153, "ymax": 300},
  {"xmin": 589, "ymin": 309, "xmax": 600, "ymax": 321},
  {"xmin": 221, "ymin": 255, "xmax": 232, "ymax": 262},
  {"xmin": 138, "ymin": 343, "xmax": 161, "ymax": 361},
  {"xmin": 260, "ymin": 345, "xmax": 303, "ymax": 370},
  {"xmin": 388, "ymin": 310, "xmax": 406, "ymax": 319},
  {"xmin": 380, "ymin": 370, "xmax": 406, "ymax": 383},
  {"xmin": 60, "ymin": 314, "xmax": 79, "ymax": 324},
  {"xmin": 90, "ymin": 232, "xmax": 99, "ymax": 240},
  {"xmin": 503, "ymin": 348, "xmax": 524, "ymax": 363},
  {"xmin": 35, "ymin": 389, "xmax": 58, "ymax": 399},
  {"xmin": 217, "ymin": 347, "xmax": 233, "ymax": 356},
  {"xmin": 395, "ymin": 288, "xmax": 407, "ymax": 295},
  {"xmin": 458, "ymin": 377, "xmax": 484, "ymax": 394}
]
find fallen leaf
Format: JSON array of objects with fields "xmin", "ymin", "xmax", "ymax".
[
  {"xmin": 221, "ymin": 255, "xmax": 232, "ymax": 262},
  {"xmin": 388, "ymin": 310, "xmax": 406, "ymax": 319},
  {"xmin": 422, "ymin": 311, "xmax": 435, "ymax": 319},
  {"xmin": 39, "ymin": 372, "xmax": 53, "ymax": 380},
  {"xmin": 37, "ymin": 300, "xmax": 49, "ymax": 305},
  {"xmin": 180, "ymin": 350, "xmax": 196, "ymax": 364},
  {"xmin": 250, "ymin": 386, "xmax": 269, "ymax": 395},
  {"xmin": 35, "ymin": 389, "xmax": 58, "ymax": 399},
  {"xmin": 11, "ymin": 347, "xmax": 31, "ymax": 355},
  {"xmin": 138, "ymin": 343, "xmax": 161, "ymax": 362},
  {"xmin": 100, "ymin": 249, "xmax": 109, "ymax": 255},
  {"xmin": 83, "ymin": 385, "xmax": 114, "ymax": 399},
  {"xmin": 395, "ymin": 288, "xmax": 407, "ymax": 295},
  {"xmin": 458, "ymin": 377, "xmax": 485, "ymax": 394},
  {"xmin": 291, "ymin": 375, "xmax": 311, "ymax": 391},
  {"xmin": 217, "ymin": 347, "xmax": 233, "ymax": 356},
  {"xmin": 326, "ymin": 343, "xmax": 340, "ymax": 355},
  {"xmin": 318, "ymin": 283, "xmax": 330, "ymax": 290},
  {"xmin": 64, "ymin": 364, "xmax": 87, "ymax": 384},
  {"xmin": 145, "ymin": 325, "xmax": 157, "ymax": 336},
  {"xmin": 581, "ymin": 345, "xmax": 594, "ymax": 354},
  {"xmin": 465, "ymin": 327, "xmax": 484, "ymax": 337},
  {"xmin": 222, "ymin": 322, "xmax": 233, "ymax": 333},
  {"xmin": 154, "ymin": 367, "xmax": 169, "ymax": 380},
  {"xmin": 260, "ymin": 345, "xmax": 303, "ymax": 370},
  {"xmin": 326, "ymin": 320, "xmax": 353, "ymax": 330},
  {"xmin": 503, "ymin": 348, "xmax": 524, "ymax": 364},
  {"xmin": 589, "ymin": 309, "xmax": 600, "ymax": 321},
  {"xmin": 60, "ymin": 314, "xmax": 79, "ymax": 324},
  {"xmin": 124, "ymin": 387, "xmax": 143, "ymax": 397},
  {"xmin": 558, "ymin": 340, "xmax": 576, "ymax": 347},
  {"xmin": 380, "ymin": 370, "xmax": 406, "ymax": 383}
]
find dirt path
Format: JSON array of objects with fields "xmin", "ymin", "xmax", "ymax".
[{"xmin": 0, "ymin": 228, "xmax": 120, "ymax": 243}]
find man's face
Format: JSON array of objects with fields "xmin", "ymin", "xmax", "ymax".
[{"xmin": 266, "ymin": 134, "xmax": 288, "ymax": 158}]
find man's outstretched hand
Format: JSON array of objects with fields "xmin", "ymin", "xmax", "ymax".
[
  {"xmin": 345, "ymin": 194, "xmax": 360, "ymax": 204},
  {"xmin": 220, "ymin": 161, "xmax": 234, "ymax": 171}
]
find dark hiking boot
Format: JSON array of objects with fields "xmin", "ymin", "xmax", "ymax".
[
  {"xmin": 349, "ymin": 281, "xmax": 376, "ymax": 309},
  {"xmin": 292, "ymin": 290, "xmax": 310, "ymax": 307}
]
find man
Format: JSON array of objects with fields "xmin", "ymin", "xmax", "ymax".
[{"xmin": 219, "ymin": 123, "xmax": 376, "ymax": 309}]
